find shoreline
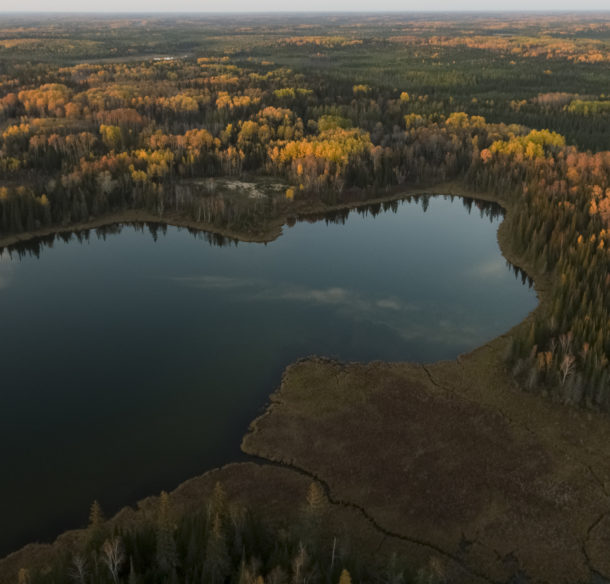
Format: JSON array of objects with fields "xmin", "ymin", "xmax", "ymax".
[
  {"xmin": 0, "ymin": 182, "xmax": 561, "ymax": 583},
  {"xmin": 0, "ymin": 181, "xmax": 503, "ymax": 251}
]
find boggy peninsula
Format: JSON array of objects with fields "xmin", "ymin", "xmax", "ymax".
[{"xmin": 2, "ymin": 12, "xmax": 610, "ymax": 584}]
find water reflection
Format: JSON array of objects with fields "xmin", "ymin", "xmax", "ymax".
[
  {"xmin": 0, "ymin": 194, "xmax": 533, "ymax": 292},
  {"xmin": 0, "ymin": 250, "xmax": 13, "ymax": 289},
  {"xmin": 0, "ymin": 221, "xmax": 240, "ymax": 259},
  {"xmin": 297, "ymin": 194, "xmax": 505, "ymax": 226},
  {"xmin": 0, "ymin": 195, "xmax": 504, "ymax": 260},
  {"xmin": 0, "ymin": 194, "xmax": 537, "ymax": 556},
  {"xmin": 175, "ymin": 276, "xmax": 432, "ymax": 344},
  {"xmin": 508, "ymin": 260, "xmax": 534, "ymax": 288}
]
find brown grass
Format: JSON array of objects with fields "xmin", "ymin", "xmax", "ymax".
[
  {"xmin": 241, "ymin": 188, "xmax": 610, "ymax": 583},
  {"xmin": 4, "ymin": 183, "xmax": 607, "ymax": 584}
]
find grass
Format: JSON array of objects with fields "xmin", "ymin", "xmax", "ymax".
[
  {"xmin": 241, "ymin": 186, "xmax": 610, "ymax": 583},
  {"xmin": 2, "ymin": 184, "xmax": 609, "ymax": 583}
]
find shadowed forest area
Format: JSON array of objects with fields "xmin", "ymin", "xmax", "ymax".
[
  {"xmin": 18, "ymin": 483, "xmax": 390, "ymax": 584},
  {"xmin": 1, "ymin": 12, "xmax": 610, "ymax": 584}
]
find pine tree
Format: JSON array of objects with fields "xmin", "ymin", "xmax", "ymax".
[
  {"xmin": 302, "ymin": 481, "xmax": 329, "ymax": 546},
  {"xmin": 89, "ymin": 500, "xmax": 104, "ymax": 527},
  {"xmin": 306, "ymin": 482, "xmax": 327, "ymax": 516},
  {"xmin": 87, "ymin": 500, "xmax": 106, "ymax": 549},
  {"xmin": 203, "ymin": 513, "xmax": 230, "ymax": 584},
  {"xmin": 156, "ymin": 491, "xmax": 178, "ymax": 576},
  {"xmin": 209, "ymin": 482, "xmax": 228, "ymax": 521}
]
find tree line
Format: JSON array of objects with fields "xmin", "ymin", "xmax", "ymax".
[
  {"xmin": 0, "ymin": 52, "xmax": 609, "ymax": 406},
  {"xmin": 16, "ymin": 483, "xmax": 447, "ymax": 584}
]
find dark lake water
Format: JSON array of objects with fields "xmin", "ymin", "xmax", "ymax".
[{"xmin": 0, "ymin": 195, "xmax": 537, "ymax": 557}]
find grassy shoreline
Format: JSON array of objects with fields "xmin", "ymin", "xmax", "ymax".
[
  {"xmin": 0, "ymin": 182, "xmax": 578, "ymax": 584},
  {"xmin": 239, "ymin": 191, "xmax": 610, "ymax": 582}
]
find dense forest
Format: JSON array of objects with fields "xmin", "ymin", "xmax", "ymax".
[
  {"xmin": 1, "ymin": 14, "xmax": 610, "ymax": 581},
  {"xmin": 1, "ymin": 15, "xmax": 609, "ymax": 406},
  {"xmin": 17, "ymin": 482, "xmax": 436, "ymax": 584}
]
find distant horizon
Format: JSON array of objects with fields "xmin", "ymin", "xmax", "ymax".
[
  {"xmin": 2, "ymin": 8, "xmax": 610, "ymax": 12},
  {"xmin": 2, "ymin": 1, "xmax": 610, "ymax": 14}
]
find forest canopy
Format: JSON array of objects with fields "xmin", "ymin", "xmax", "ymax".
[{"xmin": 1, "ymin": 14, "xmax": 610, "ymax": 424}]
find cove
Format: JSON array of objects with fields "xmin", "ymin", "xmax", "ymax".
[{"xmin": 0, "ymin": 195, "xmax": 537, "ymax": 557}]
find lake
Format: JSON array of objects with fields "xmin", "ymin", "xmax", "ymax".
[{"xmin": 0, "ymin": 195, "xmax": 537, "ymax": 556}]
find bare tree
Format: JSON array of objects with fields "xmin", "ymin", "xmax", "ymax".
[
  {"xmin": 69, "ymin": 554, "xmax": 88, "ymax": 584},
  {"xmin": 292, "ymin": 542, "xmax": 309, "ymax": 584},
  {"xmin": 102, "ymin": 537, "xmax": 125, "ymax": 584},
  {"xmin": 560, "ymin": 354, "xmax": 576, "ymax": 385},
  {"xmin": 559, "ymin": 332, "xmax": 573, "ymax": 356}
]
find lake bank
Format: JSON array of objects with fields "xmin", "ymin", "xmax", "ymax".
[
  {"xmin": 239, "ymin": 187, "xmax": 610, "ymax": 583},
  {"xmin": 1, "ymin": 182, "xmax": 596, "ymax": 584},
  {"xmin": 0, "ymin": 181, "xmax": 498, "ymax": 252}
]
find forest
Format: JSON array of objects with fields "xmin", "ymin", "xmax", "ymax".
[
  {"xmin": 1, "ymin": 12, "xmax": 610, "ymax": 583},
  {"xmin": 16, "ymin": 482, "xmax": 425, "ymax": 584},
  {"xmin": 1, "ymin": 14, "xmax": 609, "ymax": 406}
]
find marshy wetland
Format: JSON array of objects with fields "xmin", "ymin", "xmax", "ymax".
[
  {"xmin": 0, "ymin": 195, "xmax": 537, "ymax": 556},
  {"xmin": 3, "ymin": 11, "xmax": 610, "ymax": 583}
]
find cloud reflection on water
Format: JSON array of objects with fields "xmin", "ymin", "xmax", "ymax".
[
  {"xmin": 174, "ymin": 274, "xmax": 487, "ymax": 349},
  {"xmin": 468, "ymin": 257, "xmax": 507, "ymax": 280}
]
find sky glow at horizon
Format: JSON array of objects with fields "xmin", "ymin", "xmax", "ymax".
[{"xmin": 3, "ymin": 1, "xmax": 610, "ymax": 13}]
